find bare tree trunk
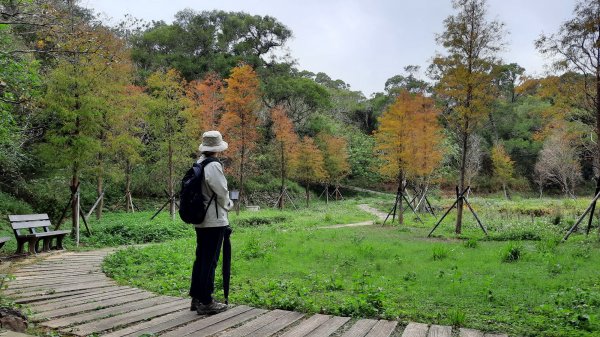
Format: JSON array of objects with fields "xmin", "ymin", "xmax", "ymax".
[
  {"xmin": 398, "ymin": 178, "xmax": 404, "ymax": 225},
  {"xmin": 125, "ymin": 160, "xmax": 132, "ymax": 212},
  {"xmin": 238, "ymin": 143, "xmax": 245, "ymax": 215},
  {"xmin": 305, "ymin": 183, "xmax": 310, "ymax": 208},
  {"xmin": 168, "ymin": 139, "xmax": 175, "ymax": 220},
  {"xmin": 456, "ymin": 131, "xmax": 468, "ymax": 234},
  {"xmin": 96, "ymin": 154, "xmax": 103, "ymax": 220},
  {"xmin": 502, "ymin": 182, "xmax": 507, "ymax": 199},
  {"xmin": 71, "ymin": 165, "xmax": 80, "ymax": 246},
  {"xmin": 279, "ymin": 143, "xmax": 285, "ymax": 209}
]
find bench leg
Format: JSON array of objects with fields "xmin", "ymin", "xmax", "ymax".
[
  {"xmin": 56, "ymin": 236, "xmax": 65, "ymax": 250},
  {"xmin": 42, "ymin": 238, "xmax": 51, "ymax": 252},
  {"xmin": 16, "ymin": 240, "xmax": 25, "ymax": 255},
  {"xmin": 28, "ymin": 238, "xmax": 37, "ymax": 255}
]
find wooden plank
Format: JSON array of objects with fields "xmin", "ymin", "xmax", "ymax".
[
  {"xmin": 102, "ymin": 309, "xmax": 201, "ymax": 337},
  {"xmin": 186, "ymin": 308, "xmax": 267, "ymax": 337},
  {"xmin": 13, "ymin": 289, "xmax": 104, "ymax": 303},
  {"xmin": 9, "ymin": 214, "xmax": 49, "ymax": 221},
  {"xmin": 365, "ymin": 320, "xmax": 398, "ymax": 337},
  {"xmin": 11, "ymin": 274, "xmax": 105, "ymax": 286},
  {"xmin": 15, "ymin": 271, "xmax": 103, "ymax": 280},
  {"xmin": 280, "ymin": 314, "xmax": 331, "ymax": 337},
  {"xmin": 8, "ymin": 276, "xmax": 106, "ymax": 289},
  {"xmin": 3, "ymin": 280, "xmax": 114, "ymax": 296},
  {"xmin": 306, "ymin": 316, "xmax": 350, "ymax": 337},
  {"xmin": 41, "ymin": 295, "xmax": 174, "ymax": 328},
  {"xmin": 12, "ymin": 269, "xmax": 101, "ymax": 276},
  {"xmin": 64, "ymin": 298, "xmax": 189, "ymax": 336},
  {"xmin": 16, "ymin": 265, "xmax": 100, "ymax": 272},
  {"xmin": 32, "ymin": 288, "xmax": 142, "ymax": 312},
  {"xmin": 340, "ymin": 319, "xmax": 378, "ymax": 337},
  {"xmin": 10, "ymin": 220, "xmax": 52, "ymax": 230},
  {"xmin": 221, "ymin": 309, "xmax": 290, "ymax": 337},
  {"xmin": 427, "ymin": 325, "xmax": 451, "ymax": 337},
  {"xmin": 459, "ymin": 329, "xmax": 484, "ymax": 337},
  {"xmin": 251, "ymin": 311, "xmax": 305, "ymax": 337},
  {"xmin": 0, "ymin": 330, "xmax": 38, "ymax": 337},
  {"xmin": 402, "ymin": 323, "xmax": 429, "ymax": 337},
  {"xmin": 161, "ymin": 305, "xmax": 253, "ymax": 337},
  {"xmin": 32, "ymin": 291, "xmax": 155, "ymax": 320}
]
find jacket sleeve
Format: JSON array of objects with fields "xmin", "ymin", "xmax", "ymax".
[{"xmin": 204, "ymin": 162, "xmax": 234, "ymax": 211}]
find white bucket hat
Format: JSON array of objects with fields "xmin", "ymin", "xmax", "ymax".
[{"xmin": 199, "ymin": 130, "xmax": 228, "ymax": 153}]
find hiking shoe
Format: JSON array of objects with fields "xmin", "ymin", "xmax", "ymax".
[
  {"xmin": 190, "ymin": 298, "xmax": 200, "ymax": 311},
  {"xmin": 196, "ymin": 300, "xmax": 228, "ymax": 315}
]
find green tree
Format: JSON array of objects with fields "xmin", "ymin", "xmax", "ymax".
[
  {"xmin": 146, "ymin": 69, "xmax": 190, "ymax": 220},
  {"xmin": 131, "ymin": 10, "xmax": 292, "ymax": 80},
  {"xmin": 491, "ymin": 144, "xmax": 515, "ymax": 199},
  {"xmin": 430, "ymin": 0, "xmax": 506, "ymax": 234}
]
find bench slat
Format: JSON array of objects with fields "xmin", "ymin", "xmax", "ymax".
[
  {"xmin": 9, "ymin": 214, "xmax": 49, "ymax": 222},
  {"xmin": 10, "ymin": 220, "xmax": 52, "ymax": 230},
  {"xmin": 32, "ymin": 231, "xmax": 70, "ymax": 238}
]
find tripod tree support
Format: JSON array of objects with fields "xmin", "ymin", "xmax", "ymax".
[
  {"xmin": 150, "ymin": 190, "xmax": 179, "ymax": 220},
  {"xmin": 86, "ymin": 190, "xmax": 105, "ymax": 220},
  {"xmin": 428, "ymin": 186, "xmax": 487, "ymax": 237},
  {"xmin": 274, "ymin": 187, "xmax": 298, "ymax": 210},
  {"xmin": 383, "ymin": 181, "xmax": 424, "ymax": 225},
  {"xmin": 563, "ymin": 189, "xmax": 600, "ymax": 242},
  {"xmin": 54, "ymin": 183, "xmax": 91, "ymax": 246}
]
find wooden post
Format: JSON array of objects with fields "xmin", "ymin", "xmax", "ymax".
[
  {"xmin": 463, "ymin": 195, "xmax": 488, "ymax": 235},
  {"xmin": 428, "ymin": 187, "xmax": 469, "ymax": 237},
  {"xmin": 586, "ymin": 178, "xmax": 600, "ymax": 235},
  {"xmin": 75, "ymin": 189, "xmax": 80, "ymax": 246},
  {"xmin": 563, "ymin": 190, "xmax": 600, "ymax": 241},
  {"xmin": 86, "ymin": 190, "xmax": 105, "ymax": 220}
]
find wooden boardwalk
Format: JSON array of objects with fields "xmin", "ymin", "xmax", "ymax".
[{"xmin": 3, "ymin": 250, "xmax": 509, "ymax": 337}]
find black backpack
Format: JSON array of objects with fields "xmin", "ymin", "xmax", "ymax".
[{"xmin": 179, "ymin": 157, "xmax": 220, "ymax": 224}]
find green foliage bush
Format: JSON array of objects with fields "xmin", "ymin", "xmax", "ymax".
[
  {"xmin": 74, "ymin": 212, "xmax": 193, "ymax": 248},
  {"xmin": 432, "ymin": 245, "xmax": 450, "ymax": 260},
  {"xmin": 501, "ymin": 241, "xmax": 523, "ymax": 262},
  {"xmin": 0, "ymin": 191, "xmax": 33, "ymax": 217}
]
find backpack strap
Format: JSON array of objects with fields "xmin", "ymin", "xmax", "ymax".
[{"xmin": 199, "ymin": 157, "xmax": 222, "ymax": 218}]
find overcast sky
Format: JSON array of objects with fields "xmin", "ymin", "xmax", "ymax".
[{"xmin": 82, "ymin": 0, "xmax": 576, "ymax": 97}]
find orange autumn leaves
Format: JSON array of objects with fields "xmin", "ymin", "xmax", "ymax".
[{"xmin": 375, "ymin": 91, "xmax": 443, "ymax": 182}]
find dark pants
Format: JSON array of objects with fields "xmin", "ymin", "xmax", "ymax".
[{"xmin": 189, "ymin": 226, "xmax": 226, "ymax": 304}]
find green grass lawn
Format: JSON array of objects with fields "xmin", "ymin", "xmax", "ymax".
[{"xmin": 99, "ymin": 196, "xmax": 600, "ymax": 337}]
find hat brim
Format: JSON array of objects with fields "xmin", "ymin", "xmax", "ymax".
[{"xmin": 199, "ymin": 141, "xmax": 228, "ymax": 153}]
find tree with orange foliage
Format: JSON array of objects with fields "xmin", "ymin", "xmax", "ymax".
[
  {"xmin": 220, "ymin": 64, "xmax": 262, "ymax": 209},
  {"xmin": 293, "ymin": 137, "xmax": 327, "ymax": 207},
  {"xmin": 375, "ymin": 90, "xmax": 442, "ymax": 224},
  {"xmin": 185, "ymin": 72, "xmax": 225, "ymax": 139},
  {"xmin": 317, "ymin": 133, "xmax": 351, "ymax": 201},
  {"xmin": 271, "ymin": 105, "xmax": 300, "ymax": 208}
]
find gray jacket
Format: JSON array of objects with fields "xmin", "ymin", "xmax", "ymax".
[{"xmin": 196, "ymin": 156, "xmax": 234, "ymax": 228}]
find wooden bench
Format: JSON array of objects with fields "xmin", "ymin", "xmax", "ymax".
[{"xmin": 8, "ymin": 214, "xmax": 70, "ymax": 254}]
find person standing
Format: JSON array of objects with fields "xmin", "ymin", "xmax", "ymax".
[{"xmin": 190, "ymin": 131, "xmax": 234, "ymax": 315}]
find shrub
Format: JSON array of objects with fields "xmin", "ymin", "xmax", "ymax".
[
  {"xmin": 501, "ymin": 242, "xmax": 523, "ymax": 263},
  {"xmin": 449, "ymin": 308, "xmax": 466, "ymax": 327},
  {"xmin": 432, "ymin": 245, "xmax": 449, "ymax": 260},
  {"xmin": 463, "ymin": 238, "xmax": 479, "ymax": 248}
]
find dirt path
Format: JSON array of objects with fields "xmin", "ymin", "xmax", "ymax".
[{"xmin": 316, "ymin": 204, "xmax": 387, "ymax": 229}]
